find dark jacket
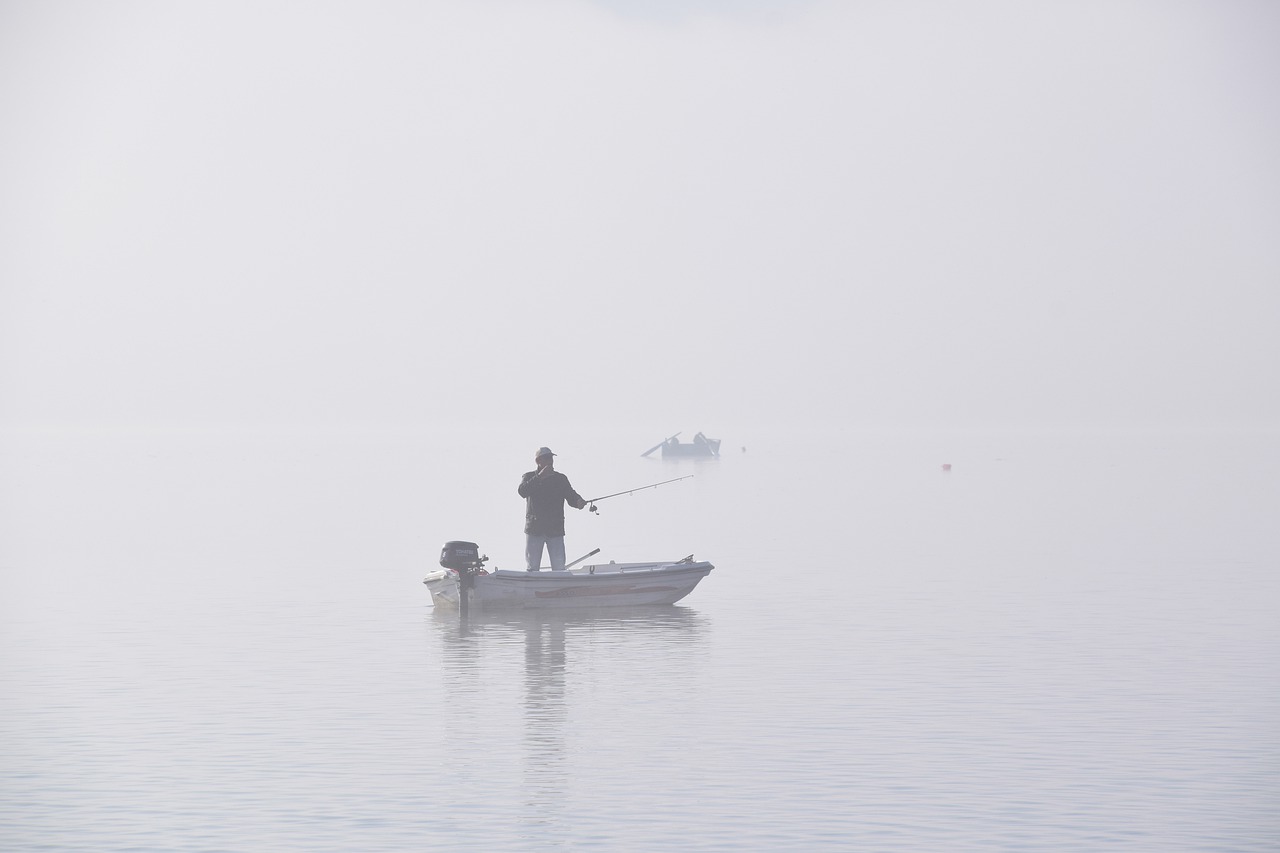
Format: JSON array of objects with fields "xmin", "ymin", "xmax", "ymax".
[{"xmin": 518, "ymin": 469, "xmax": 586, "ymax": 536}]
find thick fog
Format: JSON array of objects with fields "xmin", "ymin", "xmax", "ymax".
[{"xmin": 2, "ymin": 0, "xmax": 1277, "ymax": 434}]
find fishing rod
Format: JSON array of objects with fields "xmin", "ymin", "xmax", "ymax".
[{"xmin": 586, "ymin": 475, "xmax": 692, "ymax": 514}]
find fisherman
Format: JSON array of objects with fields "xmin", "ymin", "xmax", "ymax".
[{"xmin": 518, "ymin": 446, "xmax": 588, "ymax": 572}]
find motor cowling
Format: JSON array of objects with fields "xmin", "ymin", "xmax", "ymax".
[{"xmin": 440, "ymin": 540, "xmax": 482, "ymax": 570}]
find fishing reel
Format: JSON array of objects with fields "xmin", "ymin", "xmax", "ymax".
[{"xmin": 589, "ymin": 502, "xmax": 599, "ymax": 514}]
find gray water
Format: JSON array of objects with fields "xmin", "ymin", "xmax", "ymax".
[{"xmin": 2, "ymin": 426, "xmax": 1277, "ymax": 851}]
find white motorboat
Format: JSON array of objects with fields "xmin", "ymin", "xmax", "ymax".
[{"xmin": 423, "ymin": 551, "xmax": 714, "ymax": 610}]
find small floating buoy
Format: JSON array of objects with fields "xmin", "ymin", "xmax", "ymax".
[{"xmin": 941, "ymin": 463, "xmax": 952, "ymax": 472}]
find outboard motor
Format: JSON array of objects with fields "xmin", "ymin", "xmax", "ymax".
[
  {"xmin": 440, "ymin": 541, "xmax": 488, "ymax": 615},
  {"xmin": 440, "ymin": 540, "xmax": 483, "ymax": 570}
]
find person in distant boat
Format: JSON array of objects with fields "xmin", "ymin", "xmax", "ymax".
[{"xmin": 518, "ymin": 446, "xmax": 588, "ymax": 572}]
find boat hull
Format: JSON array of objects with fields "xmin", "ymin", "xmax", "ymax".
[{"xmin": 423, "ymin": 560, "xmax": 714, "ymax": 610}]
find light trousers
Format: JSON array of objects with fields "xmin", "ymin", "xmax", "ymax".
[{"xmin": 525, "ymin": 534, "xmax": 567, "ymax": 571}]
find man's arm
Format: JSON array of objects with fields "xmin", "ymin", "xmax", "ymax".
[{"xmin": 563, "ymin": 477, "xmax": 587, "ymax": 510}]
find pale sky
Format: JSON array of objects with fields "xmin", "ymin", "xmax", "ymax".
[{"xmin": 2, "ymin": 0, "xmax": 1277, "ymax": 433}]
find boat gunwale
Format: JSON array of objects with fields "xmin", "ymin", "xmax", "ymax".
[{"xmin": 489, "ymin": 562, "xmax": 713, "ymax": 582}]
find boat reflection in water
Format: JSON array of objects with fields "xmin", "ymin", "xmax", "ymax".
[{"xmin": 430, "ymin": 606, "xmax": 710, "ymax": 818}]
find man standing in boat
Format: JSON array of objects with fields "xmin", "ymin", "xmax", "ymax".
[{"xmin": 518, "ymin": 446, "xmax": 588, "ymax": 572}]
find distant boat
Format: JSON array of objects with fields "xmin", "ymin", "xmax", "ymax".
[{"xmin": 641, "ymin": 432, "xmax": 721, "ymax": 458}]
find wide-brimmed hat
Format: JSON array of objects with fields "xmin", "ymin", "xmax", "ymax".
[{"xmin": 535, "ymin": 446, "xmax": 556, "ymax": 459}]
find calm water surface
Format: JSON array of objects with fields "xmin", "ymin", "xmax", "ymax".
[{"xmin": 1, "ymin": 427, "xmax": 1277, "ymax": 850}]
